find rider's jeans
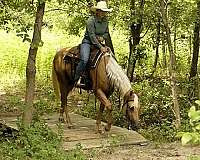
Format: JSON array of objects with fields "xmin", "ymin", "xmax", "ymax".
[{"xmin": 74, "ymin": 42, "xmax": 91, "ymax": 81}]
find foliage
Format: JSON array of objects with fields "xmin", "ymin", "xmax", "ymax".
[
  {"xmin": 132, "ymin": 78, "xmax": 199, "ymax": 142},
  {"xmin": 0, "ymin": 118, "xmax": 87, "ymax": 160},
  {"xmin": 0, "ymin": 0, "xmax": 36, "ymax": 42},
  {"xmin": 131, "ymin": 79, "xmax": 177, "ymax": 142},
  {"xmin": 177, "ymin": 101, "xmax": 200, "ymax": 145},
  {"xmin": 0, "ymin": 0, "xmax": 200, "ymax": 145},
  {"xmin": 188, "ymin": 155, "xmax": 200, "ymax": 160}
]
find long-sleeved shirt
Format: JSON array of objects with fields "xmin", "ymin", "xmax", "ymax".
[{"xmin": 82, "ymin": 15, "xmax": 109, "ymax": 49}]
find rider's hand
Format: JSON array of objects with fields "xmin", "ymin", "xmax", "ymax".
[
  {"xmin": 100, "ymin": 46, "xmax": 107, "ymax": 54},
  {"xmin": 97, "ymin": 36, "xmax": 104, "ymax": 43}
]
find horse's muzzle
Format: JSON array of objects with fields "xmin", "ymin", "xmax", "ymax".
[{"xmin": 128, "ymin": 120, "xmax": 140, "ymax": 131}]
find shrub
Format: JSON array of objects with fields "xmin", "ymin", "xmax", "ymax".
[
  {"xmin": 177, "ymin": 100, "xmax": 200, "ymax": 145},
  {"xmin": 0, "ymin": 118, "xmax": 87, "ymax": 160}
]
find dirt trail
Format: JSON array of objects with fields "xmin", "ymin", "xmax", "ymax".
[{"xmin": 91, "ymin": 142, "xmax": 200, "ymax": 160}]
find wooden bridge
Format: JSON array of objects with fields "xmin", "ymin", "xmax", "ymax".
[{"xmin": 1, "ymin": 113, "xmax": 148, "ymax": 150}]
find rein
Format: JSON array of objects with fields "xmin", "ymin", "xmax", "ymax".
[{"xmin": 121, "ymin": 99, "xmax": 135, "ymax": 110}]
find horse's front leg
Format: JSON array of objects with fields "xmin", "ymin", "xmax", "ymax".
[
  {"xmin": 96, "ymin": 89, "xmax": 112, "ymax": 132},
  {"xmin": 96, "ymin": 103, "xmax": 105, "ymax": 133},
  {"xmin": 104, "ymin": 106, "xmax": 112, "ymax": 132}
]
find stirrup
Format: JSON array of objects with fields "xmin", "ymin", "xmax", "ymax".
[{"xmin": 75, "ymin": 77, "xmax": 86, "ymax": 88}]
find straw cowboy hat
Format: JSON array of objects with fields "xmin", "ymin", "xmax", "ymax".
[{"xmin": 91, "ymin": 1, "xmax": 113, "ymax": 12}]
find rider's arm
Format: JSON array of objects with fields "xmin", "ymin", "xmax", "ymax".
[
  {"xmin": 102, "ymin": 25, "xmax": 109, "ymax": 40},
  {"xmin": 86, "ymin": 17, "xmax": 103, "ymax": 49}
]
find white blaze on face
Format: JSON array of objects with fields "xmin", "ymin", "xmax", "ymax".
[
  {"xmin": 127, "ymin": 93, "xmax": 140, "ymax": 125},
  {"xmin": 134, "ymin": 94, "xmax": 139, "ymax": 109}
]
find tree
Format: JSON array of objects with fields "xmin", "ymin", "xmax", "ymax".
[
  {"xmin": 151, "ymin": 17, "xmax": 161, "ymax": 77},
  {"xmin": 23, "ymin": 1, "xmax": 46, "ymax": 125},
  {"xmin": 190, "ymin": 0, "xmax": 200, "ymax": 78},
  {"xmin": 0, "ymin": 0, "xmax": 45, "ymax": 125},
  {"xmin": 126, "ymin": 0, "xmax": 145, "ymax": 82},
  {"xmin": 0, "ymin": 0, "xmax": 34, "ymax": 39},
  {"xmin": 160, "ymin": 0, "xmax": 181, "ymax": 128}
]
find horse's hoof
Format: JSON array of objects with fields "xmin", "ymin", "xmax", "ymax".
[
  {"xmin": 58, "ymin": 117, "xmax": 65, "ymax": 123},
  {"xmin": 104, "ymin": 125, "xmax": 111, "ymax": 132},
  {"xmin": 95, "ymin": 124, "xmax": 104, "ymax": 134},
  {"xmin": 95, "ymin": 129, "xmax": 103, "ymax": 134},
  {"xmin": 67, "ymin": 124, "xmax": 74, "ymax": 129}
]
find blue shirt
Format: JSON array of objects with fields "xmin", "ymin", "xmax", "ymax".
[{"xmin": 82, "ymin": 16, "xmax": 109, "ymax": 49}]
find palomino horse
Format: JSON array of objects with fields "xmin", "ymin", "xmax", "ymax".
[{"xmin": 52, "ymin": 46, "xmax": 140, "ymax": 133}]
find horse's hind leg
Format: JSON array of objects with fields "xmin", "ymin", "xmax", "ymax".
[{"xmin": 59, "ymin": 83, "xmax": 73, "ymax": 128}]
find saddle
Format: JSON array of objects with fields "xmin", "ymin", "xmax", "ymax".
[
  {"xmin": 63, "ymin": 45, "xmax": 103, "ymax": 68},
  {"xmin": 63, "ymin": 45, "xmax": 104, "ymax": 90}
]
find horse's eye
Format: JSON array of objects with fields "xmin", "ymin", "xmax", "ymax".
[{"xmin": 130, "ymin": 106, "xmax": 135, "ymax": 111}]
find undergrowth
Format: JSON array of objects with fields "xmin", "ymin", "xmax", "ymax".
[{"xmin": 0, "ymin": 117, "xmax": 87, "ymax": 160}]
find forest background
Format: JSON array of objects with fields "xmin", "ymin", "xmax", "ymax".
[{"xmin": 0, "ymin": 0, "xmax": 200, "ymax": 159}]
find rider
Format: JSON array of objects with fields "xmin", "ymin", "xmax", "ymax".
[{"xmin": 74, "ymin": 1, "xmax": 113, "ymax": 87}]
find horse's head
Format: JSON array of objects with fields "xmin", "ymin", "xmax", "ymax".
[{"xmin": 123, "ymin": 90, "xmax": 140, "ymax": 130}]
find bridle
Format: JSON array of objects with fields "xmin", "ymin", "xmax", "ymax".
[{"xmin": 121, "ymin": 99, "xmax": 135, "ymax": 111}]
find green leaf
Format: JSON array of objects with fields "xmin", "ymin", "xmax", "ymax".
[
  {"xmin": 190, "ymin": 106, "xmax": 196, "ymax": 112},
  {"xmin": 195, "ymin": 100, "xmax": 200, "ymax": 106},
  {"xmin": 181, "ymin": 133, "xmax": 193, "ymax": 145},
  {"xmin": 176, "ymin": 132, "xmax": 184, "ymax": 138},
  {"xmin": 188, "ymin": 106, "xmax": 200, "ymax": 122},
  {"xmin": 191, "ymin": 133, "xmax": 200, "ymax": 144},
  {"xmin": 39, "ymin": 40, "xmax": 44, "ymax": 47},
  {"xmin": 196, "ymin": 124, "xmax": 200, "ymax": 130}
]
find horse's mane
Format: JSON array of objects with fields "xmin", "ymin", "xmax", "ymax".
[{"xmin": 105, "ymin": 53, "xmax": 131, "ymax": 98}]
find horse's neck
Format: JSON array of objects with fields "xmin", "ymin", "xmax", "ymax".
[{"xmin": 105, "ymin": 54, "xmax": 132, "ymax": 97}]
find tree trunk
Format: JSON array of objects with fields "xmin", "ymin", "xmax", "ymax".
[
  {"xmin": 160, "ymin": 0, "xmax": 181, "ymax": 129},
  {"xmin": 188, "ymin": 35, "xmax": 192, "ymax": 66},
  {"xmin": 127, "ymin": 0, "xmax": 144, "ymax": 81},
  {"xmin": 174, "ymin": 23, "xmax": 177, "ymax": 55},
  {"xmin": 190, "ymin": 1, "xmax": 200, "ymax": 78},
  {"xmin": 151, "ymin": 18, "xmax": 161, "ymax": 77},
  {"xmin": 22, "ymin": 2, "xmax": 45, "ymax": 125},
  {"xmin": 127, "ymin": 0, "xmax": 136, "ymax": 79},
  {"xmin": 162, "ymin": 30, "xmax": 167, "ymax": 69}
]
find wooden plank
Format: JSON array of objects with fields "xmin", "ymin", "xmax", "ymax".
[
  {"xmin": 2, "ymin": 113, "xmax": 148, "ymax": 150},
  {"xmin": 44, "ymin": 113, "xmax": 148, "ymax": 150},
  {"xmin": 0, "ymin": 116, "xmax": 19, "ymax": 130}
]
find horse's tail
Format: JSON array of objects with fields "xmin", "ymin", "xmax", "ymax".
[{"xmin": 52, "ymin": 58, "xmax": 60, "ymax": 100}]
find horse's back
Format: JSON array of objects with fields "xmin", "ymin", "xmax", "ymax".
[
  {"xmin": 53, "ymin": 47, "xmax": 75, "ymax": 85},
  {"xmin": 54, "ymin": 48, "xmax": 70, "ymax": 61}
]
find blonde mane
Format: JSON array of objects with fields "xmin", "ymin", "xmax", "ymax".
[{"xmin": 105, "ymin": 53, "xmax": 131, "ymax": 98}]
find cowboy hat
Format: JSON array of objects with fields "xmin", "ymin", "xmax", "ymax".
[{"xmin": 91, "ymin": 1, "xmax": 113, "ymax": 12}]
